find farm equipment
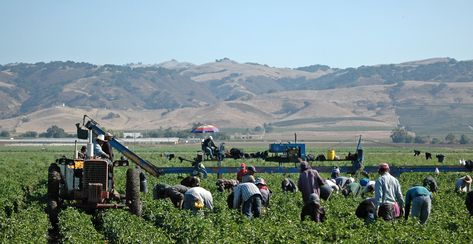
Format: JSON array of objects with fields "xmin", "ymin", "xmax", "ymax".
[
  {"xmin": 313, "ymin": 135, "xmax": 365, "ymax": 173},
  {"xmin": 263, "ymin": 134, "xmax": 364, "ymax": 173},
  {"xmin": 266, "ymin": 142, "xmax": 306, "ymax": 164},
  {"xmin": 264, "ymin": 134, "xmax": 306, "ymax": 165},
  {"xmin": 178, "ymin": 154, "xmax": 208, "ymax": 178},
  {"xmin": 47, "ymin": 115, "xmax": 163, "ymax": 225}
]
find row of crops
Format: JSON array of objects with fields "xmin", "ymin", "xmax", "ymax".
[{"xmin": 1, "ymin": 146, "xmax": 473, "ymax": 243}]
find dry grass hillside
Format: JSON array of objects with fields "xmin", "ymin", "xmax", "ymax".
[{"xmin": 1, "ymin": 58, "xmax": 473, "ymax": 140}]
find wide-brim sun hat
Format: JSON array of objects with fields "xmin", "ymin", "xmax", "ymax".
[
  {"xmin": 255, "ymin": 178, "xmax": 267, "ymax": 186},
  {"xmin": 464, "ymin": 175, "xmax": 472, "ymax": 184},
  {"xmin": 97, "ymin": 134, "xmax": 107, "ymax": 141}
]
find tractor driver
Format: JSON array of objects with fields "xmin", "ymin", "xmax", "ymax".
[{"xmin": 94, "ymin": 134, "xmax": 110, "ymax": 159}]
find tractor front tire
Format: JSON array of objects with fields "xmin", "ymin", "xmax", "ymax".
[
  {"xmin": 47, "ymin": 163, "xmax": 62, "ymax": 228},
  {"xmin": 47, "ymin": 200, "xmax": 59, "ymax": 228},
  {"xmin": 126, "ymin": 168, "xmax": 142, "ymax": 216},
  {"xmin": 48, "ymin": 163, "xmax": 61, "ymax": 200}
]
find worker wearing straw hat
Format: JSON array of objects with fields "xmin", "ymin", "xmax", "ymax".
[{"xmin": 455, "ymin": 175, "xmax": 472, "ymax": 193}]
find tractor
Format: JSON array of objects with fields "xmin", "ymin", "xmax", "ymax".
[{"xmin": 46, "ymin": 115, "xmax": 163, "ymax": 226}]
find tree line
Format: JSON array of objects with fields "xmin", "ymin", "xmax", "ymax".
[
  {"xmin": 0, "ymin": 124, "xmax": 230, "ymax": 140},
  {"xmin": 390, "ymin": 126, "xmax": 471, "ymax": 144}
]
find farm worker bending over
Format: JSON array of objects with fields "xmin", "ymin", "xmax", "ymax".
[
  {"xmin": 153, "ymin": 184, "xmax": 188, "ymax": 209},
  {"xmin": 242, "ymin": 166, "xmax": 256, "ymax": 183},
  {"xmin": 298, "ymin": 161, "xmax": 325, "ymax": 203},
  {"xmin": 374, "ymin": 163, "xmax": 405, "ymax": 221},
  {"xmin": 301, "ymin": 193, "xmax": 326, "ymax": 222},
  {"xmin": 455, "ymin": 175, "xmax": 472, "ymax": 193},
  {"xmin": 404, "ymin": 186, "xmax": 432, "ymax": 224},
  {"xmin": 356, "ymin": 198, "xmax": 377, "ymax": 224},
  {"xmin": 360, "ymin": 178, "xmax": 376, "ymax": 197},
  {"xmin": 325, "ymin": 179, "xmax": 340, "ymax": 192},
  {"xmin": 94, "ymin": 134, "xmax": 110, "ymax": 159},
  {"xmin": 331, "ymin": 167, "xmax": 340, "ymax": 179},
  {"xmin": 342, "ymin": 182, "xmax": 362, "ymax": 198},
  {"xmin": 233, "ymin": 181, "xmax": 263, "ymax": 218},
  {"xmin": 281, "ymin": 178, "xmax": 298, "ymax": 193},
  {"xmin": 183, "ymin": 186, "xmax": 213, "ymax": 211},
  {"xmin": 423, "ymin": 176, "xmax": 438, "ymax": 193},
  {"xmin": 255, "ymin": 178, "xmax": 272, "ymax": 207},
  {"xmin": 319, "ymin": 183, "xmax": 334, "ymax": 201},
  {"xmin": 236, "ymin": 163, "xmax": 248, "ymax": 182},
  {"xmin": 335, "ymin": 176, "xmax": 354, "ymax": 189}
]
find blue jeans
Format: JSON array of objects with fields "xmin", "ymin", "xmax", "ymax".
[
  {"xmin": 411, "ymin": 195, "xmax": 431, "ymax": 224},
  {"xmin": 242, "ymin": 195, "xmax": 262, "ymax": 218}
]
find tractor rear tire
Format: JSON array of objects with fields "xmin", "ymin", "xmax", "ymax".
[
  {"xmin": 48, "ymin": 163, "xmax": 61, "ymax": 200},
  {"xmin": 126, "ymin": 168, "xmax": 142, "ymax": 216}
]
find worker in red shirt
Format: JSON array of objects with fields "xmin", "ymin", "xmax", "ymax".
[{"xmin": 236, "ymin": 163, "xmax": 248, "ymax": 182}]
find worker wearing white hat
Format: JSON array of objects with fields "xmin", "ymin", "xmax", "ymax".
[{"xmin": 94, "ymin": 134, "xmax": 110, "ymax": 159}]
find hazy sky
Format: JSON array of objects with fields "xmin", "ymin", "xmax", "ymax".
[{"xmin": 1, "ymin": 1, "xmax": 472, "ymax": 68}]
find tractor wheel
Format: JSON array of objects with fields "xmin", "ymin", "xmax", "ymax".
[
  {"xmin": 126, "ymin": 168, "xmax": 142, "ymax": 216},
  {"xmin": 47, "ymin": 200, "xmax": 59, "ymax": 228},
  {"xmin": 48, "ymin": 163, "xmax": 61, "ymax": 200}
]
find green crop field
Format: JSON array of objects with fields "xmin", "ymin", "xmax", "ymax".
[{"xmin": 1, "ymin": 144, "xmax": 473, "ymax": 243}]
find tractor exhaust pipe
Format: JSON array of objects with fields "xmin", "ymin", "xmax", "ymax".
[
  {"xmin": 86, "ymin": 129, "xmax": 94, "ymax": 158},
  {"xmin": 74, "ymin": 140, "xmax": 78, "ymax": 159}
]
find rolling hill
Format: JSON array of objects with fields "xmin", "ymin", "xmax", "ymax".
[{"xmin": 0, "ymin": 57, "xmax": 472, "ymax": 140}]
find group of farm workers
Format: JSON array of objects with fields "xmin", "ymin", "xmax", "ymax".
[
  {"xmin": 154, "ymin": 157, "xmax": 471, "ymax": 224},
  {"xmin": 153, "ymin": 164, "xmax": 272, "ymax": 218}
]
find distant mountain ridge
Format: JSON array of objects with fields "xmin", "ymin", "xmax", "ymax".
[{"xmin": 1, "ymin": 57, "xmax": 473, "ymax": 138}]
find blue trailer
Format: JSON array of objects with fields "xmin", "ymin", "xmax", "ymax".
[{"xmin": 266, "ymin": 142, "xmax": 306, "ymax": 164}]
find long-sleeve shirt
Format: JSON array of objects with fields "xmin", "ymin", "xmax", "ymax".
[
  {"xmin": 282, "ymin": 178, "xmax": 298, "ymax": 192},
  {"xmin": 346, "ymin": 182, "xmax": 362, "ymax": 197},
  {"xmin": 233, "ymin": 183, "xmax": 261, "ymax": 209},
  {"xmin": 101, "ymin": 142, "xmax": 113, "ymax": 161},
  {"xmin": 374, "ymin": 173, "xmax": 404, "ymax": 208},
  {"xmin": 325, "ymin": 179, "xmax": 339, "ymax": 191},
  {"xmin": 455, "ymin": 177, "xmax": 471, "ymax": 192},
  {"xmin": 335, "ymin": 177, "xmax": 351, "ymax": 188},
  {"xmin": 236, "ymin": 169, "xmax": 247, "ymax": 182},
  {"xmin": 258, "ymin": 187, "xmax": 272, "ymax": 207},
  {"xmin": 355, "ymin": 198, "xmax": 376, "ymax": 220},
  {"xmin": 93, "ymin": 142, "xmax": 109, "ymax": 158},
  {"xmin": 184, "ymin": 187, "xmax": 213, "ymax": 210},
  {"xmin": 165, "ymin": 185, "xmax": 188, "ymax": 208},
  {"xmin": 298, "ymin": 169, "xmax": 325, "ymax": 203},
  {"xmin": 405, "ymin": 186, "xmax": 432, "ymax": 209}
]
